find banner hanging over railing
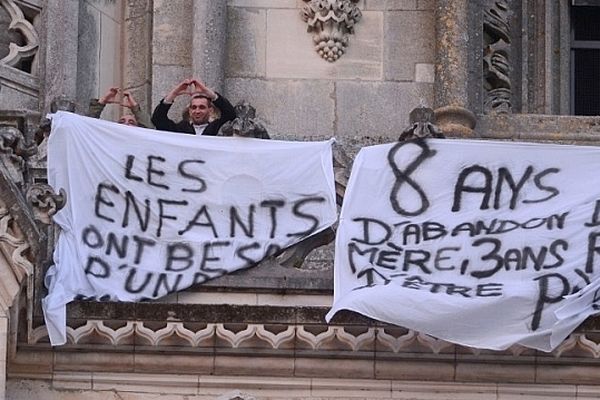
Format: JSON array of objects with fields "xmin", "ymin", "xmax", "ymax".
[
  {"xmin": 44, "ymin": 112, "xmax": 337, "ymax": 346},
  {"xmin": 327, "ymin": 138, "xmax": 600, "ymax": 351}
]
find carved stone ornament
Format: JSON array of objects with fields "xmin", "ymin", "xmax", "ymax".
[
  {"xmin": 219, "ymin": 101, "xmax": 270, "ymax": 139},
  {"xmin": 0, "ymin": 0, "xmax": 39, "ymax": 73},
  {"xmin": 0, "ymin": 201, "xmax": 34, "ymax": 281},
  {"xmin": 483, "ymin": 0, "xmax": 512, "ymax": 114},
  {"xmin": 26, "ymin": 184, "xmax": 66, "ymax": 225},
  {"xmin": 301, "ymin": 0, "xmax": 362, "ymax": 62},
  {"xmin": 0, "ymin": 125, "xmax": 25, "ymax": 163},
  {"xmin": 0, "ymin": 124, "xmax": 36, "ymax": 159},
  {"xmin": 0, "ymin": 124, "xmax": 36, "ymax": 186},
  {"xmin": 50, "ymin": 96, "xmax": 76, "ymax": 113},
  {"xmin": 399, "ymin": 107, "xmax": 445, "ymax": 141},
  {"xmin": 27, "ymin": 319, "xmax": 600, "ymax": 360},
  {"xmin": 217, "ymin": 391, "xmax": 256, "ymax": 400}
]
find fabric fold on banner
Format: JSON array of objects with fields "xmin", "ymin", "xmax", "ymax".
[
  {"xmin": 44, "ymin": 111, "xmax": 337, "ymax": 346},
  {"xmin": 327, "ymin": 138, "xmax": 600, "ymax": 351}
]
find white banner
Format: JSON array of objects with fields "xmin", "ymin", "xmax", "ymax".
[
  {"xmin": 44, "ymin": 112, "xmax": 337, "ymax": 346},
  {"xmin": 327, "ymin": 138, "xmax": 600, "ymax": 351}
]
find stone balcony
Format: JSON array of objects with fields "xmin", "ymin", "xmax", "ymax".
[{"xmin": 4, "ymin": 108, "xmax": 600, "ymax": 399}]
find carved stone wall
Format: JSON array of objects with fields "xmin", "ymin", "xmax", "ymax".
[
  {"xmin": 483, "ymin": 0, "xmax": 512, "ymax": 114},
  {"xmin": 0, "ymin": 0, "xmax": 39, "ymax": 74},
  {"xmin": 0, "ymin": 0, "xmax": 41, "ymax": 110},
  {"xmin": 224, "ymin": 0, "xmax": 435, "ymax": 140}
]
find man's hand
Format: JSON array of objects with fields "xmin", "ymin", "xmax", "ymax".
[
  {"xmin": 99, "ymin": 87, "xmax": 119, "ymax": 105},
  {"xmin": 164, "ymin": 79, "xmax": 194, "ymax": 103},
  {"xmin": 191, "ymin": 79, "xmax": 217, "ymax": 101},
  {"xmin": 121, "ymin": 91, "xmax": 138, "ymax": 109}
]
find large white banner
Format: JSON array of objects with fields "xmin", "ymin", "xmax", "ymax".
[
  {"xmin": 327, "ymin": 138, "xmax": 600, "ymax": 351},
  {"xmin": 44, "ymin": 112, "xmax": 337, "ymax": 346}
]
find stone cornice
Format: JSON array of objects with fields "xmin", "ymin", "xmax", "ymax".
[
  {"xmin": 11, "ymin": 314, "xmax": 600, "ymax": 386},
  {"xmin": 23, "ymin": 302, "xmax": 600, "ymax": 361}
]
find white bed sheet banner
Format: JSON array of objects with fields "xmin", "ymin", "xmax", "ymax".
[
  {"xmin": 44, "ymin": 111, "xmax": 337, "ymax": 346},
  {"xmin": 326, "ymin": 138, "xmax": 600, "ymax": 351}
]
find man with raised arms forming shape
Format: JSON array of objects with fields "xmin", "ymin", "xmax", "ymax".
[
  {"xmin": 151, "ymin": 79, "xmax": 236, "ymax": 136},
  {"xmin": 88, "ymin": 87, "xmax": 154, "ymax": 128}
]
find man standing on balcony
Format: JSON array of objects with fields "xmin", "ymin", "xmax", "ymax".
[
  {"xmin": 151, "ymin": 78, "xmax": 236, "ymax": 136},
  {"xmin": 88, "ymin": 87, "xmax": 154, "ymax": 128}
]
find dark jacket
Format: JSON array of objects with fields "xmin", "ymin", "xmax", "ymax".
[{"xmin": 151, "ymin": 92, "xmax": 236, "ymax": 136}]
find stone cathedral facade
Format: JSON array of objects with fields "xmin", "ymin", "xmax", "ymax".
[{"xmin": 2, "ymin": 0, "xmax": 600, "ymax": 399}]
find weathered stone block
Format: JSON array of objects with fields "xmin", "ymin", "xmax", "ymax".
[
  {"xmin": 294, "ymin": 357, "xmax": 375, "ymax": 379},
  {"xmin": 54, "ymin": 352, "xmax": 135, "ymax": 372},
  {"xmin": 125, "ymin": 0, "xmax": 152, "ymax": 19},
  {"xmin": 415, "ymin": 62, "xmax": 435, "ymax": 82},
  {"xmin": 455, "ymin": 362, "xmax": 536, "ymax": 383},
  {"xmin": 198, "ymin": 376, "xmax": 311, "ymax": 398},
  {"xmin": 214, "ymin": 355, "xmax": 294, "ymax": 376},
  {"xmin": 375, "ymin": 358, "xmax": 455, "ymax": 380},
  {"xmin": 336, "ymin": 81, "xmax": 434, "ymax": 138},
  {"xmin": 124, "ymin": 11, "xmax": 152, "ymax": 89},
  {"xmin": 98, "ymin": 12, "xmax": 122, "ymax": 107},
  {"xmin": 0, "ymin": 83, "xmax": 38, "ymax": 110},
  {"xmin": 76, "ymin": 2, "xmax": 100, "ymax": 109},
  {"xmin": 228, "ymin": 0, "xmax": 297, "ymax": 7},
  {"xmin": 134, "ymin": 353, "xmax": 214, "ymax": 374},
  {"xmin": 384, "ymin": 10, "xmax": 435, "ymax": 81},
  {"xmin": 75, "ymin": 1, "xmax": 123, "ymax": 120},
  {"xmin": 152, "ymin": 0, "xmax": 192, "ymax": 66},
  {"xmin": 535, "ymin": 364, "xmax": 600, "ymax": 385},
  {"xmin": 266, "ymin": 9, "xmax": 382, "ymax": 80},
  {"xmin": 392, "ymin": 381, "xmax": 498, "ymax": 400},
  {"xmin": 40, "ymin": 0, "xmax": 79, "ymax": 113},
  {"xmin": 497, "ymin": 384, "xmax": 577, "ymax": 399},
  {"xmin": 225, "ymin": 78, "xmax": 335, "ymax": 137},
  {"xmin": 84, "ymin": 0, "xmax": 122, "ymax": 18},
  {"xmin": 226, "ymin": 7, "xmax": 267, "ymax": 78},
  {"xmin": 418, "ymin": 0, "xmax": 435, "ymax": 9},
  {"xmin": 311, "ymin": 378, "xmax": 391, "ymax": 398},
  {"xmin": 151, "ymin": 64, "xmax": 192, "ymax": 122},
  {"xmin": 52, "ymin": 372, "xmax": 92, "ymax": 390},
  {"xmin": 366, "ymin": 0, "xmax": 417, "ymax": 10},
  {"xmin": 192, "ymin": 1, "xmax": 228, "ymax": 91},
  {"xmin": 92, "ymin": 372, "xmax": 198, "ymax": 394}
]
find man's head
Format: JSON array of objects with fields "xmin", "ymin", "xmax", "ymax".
[
  {"xmin": 188, "ymin": 94, "xmax": 213, "ymax": 125},
  {"xmin": 118, "ymin": 114, "xmax": 138, "ymax": 126}
]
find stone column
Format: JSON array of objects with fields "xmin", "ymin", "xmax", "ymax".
[
  {"xmin": 123, "ymin": 0, "xmax": 153, "ymax": 115},
  {"xmin": 191, "ymin": 1, "xmax": 228, "ymax": 92},
  {"xmin": 433, "ymin": 0, "xmax": 476, "ymax": 137},
  {"xmin": 39, "ymin": 0, "xmax": 79, "ymax": 113}
]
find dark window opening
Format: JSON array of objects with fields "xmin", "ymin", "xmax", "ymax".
[{"xmin": 571, "ymin": 5, "xmax": 600, "ymax": 115}]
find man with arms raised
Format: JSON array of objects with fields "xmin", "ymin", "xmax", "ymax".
[
  {"xmin": 152, "ymin": 79, "xmax": 236, "ymax": 136},
  {"xmin": 88, "ymin": 87, "xmax": 154, "ymax": 128}
]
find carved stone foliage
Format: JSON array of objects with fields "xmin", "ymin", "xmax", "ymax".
[
  {"xmin": 301, "ymin": 0, "xmax": 362, "ymax": 62},
  {"xmin": 483, "ymin": 0, "xmax": 512, "ymax": 114},
  {"xmin": 0, "ymin": 0, "xmax": 40, "ymax": 75}
]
